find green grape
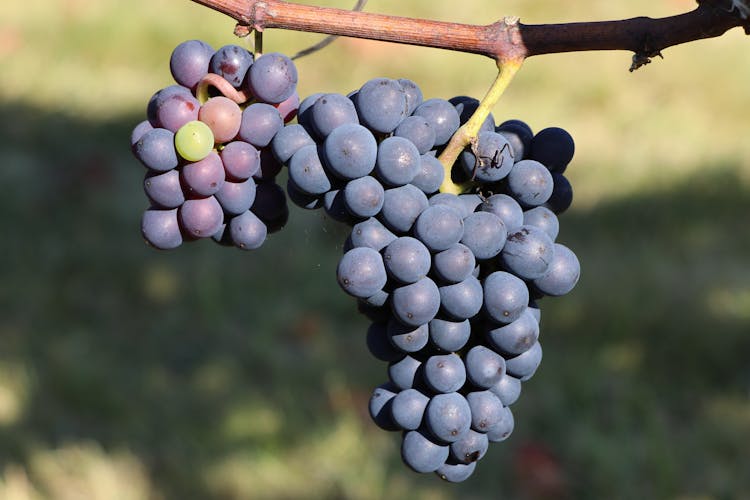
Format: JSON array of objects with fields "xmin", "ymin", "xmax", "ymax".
[{"xmin": 175, "ymin": 120, "xmax": 214, "ymax": 161}]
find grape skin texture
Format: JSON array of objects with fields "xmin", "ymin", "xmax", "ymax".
[
  {"xmin": 324, "ymin": 123, "xmax": 378, "ymax": 180},
  {"xmin": 198, "ymin": 97, "xmax": 242, "ymax": 144},
  {"xmin": 174, "ymin": 121, "xmax": 214, "ymax": 163},
  {"xmin": 246, "ymin": 52, "xmax": 298, "ymax": 104},
  {"xmin": 169, "ymin": 40, "xmax": 213, "ymax": 89},
  {"xmin": 141, "ymin": 208, "xmax": 183, "ymax": 250},
  {"xmin": 134, "ymin": 128, "xmax": 178, "ymax": 172},
  {"xmin": 383, "ymin": 237, "xmax": 431, "ymax": 284},
  {"xmin": 424, "ymin": 353, "xmax": 467, "ymax": 394},
  {"xmin": 337, "ymin": 247, "xmax": 387, "ymax": 299},
  {"xmin": 356, "ymin": 78, "xmax": 409, "ymax": 134},
  {"xmin": 209, "ymin": 44, "xmax": 254, "ymax": 88}
]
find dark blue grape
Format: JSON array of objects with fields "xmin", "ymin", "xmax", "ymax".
[
  {"xmin": 459, "ymin": 194, "xmax": 483, "ymax": 215},
  {"xmin": 497, "ymin": 119, "xmax": 534, "ymax": 160},
  {"xmin": 220, "ymin": 141, "xmax": 260, "ymax": 181},
  {"xmin": 310, "ymin": 93, "xmax": 359, "ymax": 138},
  {"xmin": 133, "ymin": 128, "xmax": 178, "ymax": 172},
  {"xmin": 413, "ymin": 205, "xmax": 464, "ymax": 253},
  {"xmin": 286, "ymin": 179, "xmax": 322, "ymax": 210},
  {"xmin": 438, "ymin": 276, "xmax": 483, "ymax": 320},
  {"xmin": 337, "ymin": 247, "xmax": 387, "ymax": 299},
  {"xmin": 391, "ymin": 388, "xmax": 430, "ymax": 430},
  {"xmin": 169, "ymin": 40, "xmax": 213, "ymax": 89},
  {"xmin": 343, "ymin": 176, "xmax": 385, "ymax": 218},
  {"xmin": 411, "ymin": 154, "xmax": 445, "ymax": 195},
  {"xmin": 367, "ymin": 322, "xmax": 402, "ymax": 362},
  {"xmin": 270, "ymin": 123, "xmax": 315, "ymax": 164},
  {"xmin": 465, "ymin": 345, "xmax": 506, "ymax": 388},
  {"xmin": 246, "ymin": 52, "xmax": 297, "ymax": 104},
  {"xmin": 322, "ymin": 189, "xmax": 354, "ymax": 225},
  {"xmin": 423, "ymin": 353, "xmax": 466, "ymax": 394},
  {"xmin": 466, "ymin": 390, "xmax": 505, "ymax": 432},
  {"xmin": 507, "ymin": 159, "xmax": 554, "ymax": 208},
  {"xmin": 251, "ymin": 181, "xmax": 288, "ymax": 232},
  {"xmin": 379, "ymin": 184, "xmax": 428, "ymax": 234},
  {"xmin": 179, "ymin": 196, "xmax": 223, "ymax": 238},
  {"xmin": 425, "ymin": 392, "xmax": 471, "ymax": 443},
  {"xmin": 487, "ymin": 406, "xmax": 514, "ymax": 443},
  {"xmin": 383, "ymin": 236, "xmax": 431, "ymax": 284},
  {"xmin": 460, "ymin": 212, "xmax": 506, "ymax": 260},
  {"xmin": 369, "ymin": 383, "xmax": 399, "ymax": 431},
  {"xmin": 450, "ymin": 96, "xmax": 495, "ymax": 132},
  {"xmin": 209, "ymin": 44, "xmax": 254, "ymax": 88},
  {"xmin": 401, "ymin": 430, "xmax": 449, "ymax": 473},
  {"xmin": 532, "ymin": 243, "xmax": 580, "ymax": 296},
  {"xmin": 501, "ymin": 225, "xmax": 555, "ymax": 280},
  {"xmin": 482, "ymin": 271, "xmax": 529, "ymax": 324},
  {"xmin": 479, "ymin": 193, "xmax": 524, "ymax": 233},
  {"xmin": 347, "ymin": 218, "xmax": 396, "ymax": 251},
  {"xmin": 296, "ymin": 92, "xmax": 323, "ymax": 130},
  {"xmin": 545, "ymin": 172, "xmax": 574, "ymax": 214},
  {"xmin": 229, "ymin": 209, "xmax": 267, "ymax": 250},
  {"xmin": 505, "ymin": 341, "xmax": 543, "ymax": 380},
  {"xmin": 388, "ymin": 320, "xmax": 429, "ymax": 353},
  {"xmin": 428, "ymin": 192, "xmax": 467, "ymax": 218},
  {"xmin": 432, "ymin": 243, "xmax": 476, "ymax": 283},
  {"xmin": 436, "ymin": 462, "xmax": 476, "ymax": 483},
  {"xmin": 388, "ymin": 355, "xmax": 422, "ymax": 390},
  {"xmin": 323, "ymin": 123, "xmax": 377, "ymax": 180},
  {"xmin": 489, "ymin": 372, "xmax": 522, "ymax": 406},
  {"xmin": 391, "ymin": 277, "xmax": 441, "ymax": 327},
  {"xmin": 355, "ymin": 78, "xmax": 409, "ymax": 134},
  {"xmin": 141, "ymin": 208, "xmax": 183, "ymax": 250},
  {"xmin": 181, "ymin": 151, "xmax": 225, "ymax": 197},
  {"xmin": 144, "ymin": 169, "xmax": 184, "ymax": 208},
  {"xmin": 413, "ymin": 98, "xmax": 461, "ymax": 146},
  {"xmin": 460, "ymin": 131, "xmax": 514, "ymax": 182},
  {"xmin": 529, "ymin": 126, "xmax": 575, "ymax": 173},
  {"xmin": 523, "ymin": 206, "xmax": 559, "ymax": 241},
  {"xmin": 450, "ymin": 429, "xmax": 489, "ymax": 464},
  {"xmin": 288, "ymin": 144, "xmax": 331, "ymax": 196},
  {"xmin": 215, "ymin": 177, "xmax": 257, "ymax": 215},
  {"xmin": 394, "ymin": 116, "xmax": 435, "ymax": 154},
  {"xmin": 486, "ymin": 308, "xmax": 539, "ymax": 356},
  {"xmin": 428, "ymin": 318, "xmax": 471, "ymax": 352},
  {"xmin": 375, "ymin": 136, "xmax": 421, "ymax": 187},
  {"xmin": 397, "ymin": 78, "xmax": 423, "ymax": 115},
  {"xmin": 238, "ymin": 103, "xmax": 283, "ymax": 148}
]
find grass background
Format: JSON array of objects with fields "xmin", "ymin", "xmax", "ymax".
[{"xmin": 1, "ymin": 0, "xmax": 749, "ymax": 498}]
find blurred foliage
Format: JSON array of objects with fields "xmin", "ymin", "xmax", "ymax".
[{"xmin": 1, "ymin": 0, "xmax": 749, "ymax": 498}]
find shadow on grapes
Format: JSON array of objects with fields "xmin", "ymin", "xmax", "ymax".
[{"xmin": 0, "ymin": 102, "xmax": 748, "ymax": 499}]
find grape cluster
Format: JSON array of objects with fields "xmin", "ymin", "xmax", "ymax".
[
  {"xmin": 130, "ymin": 40, "xmax": 299, "ymax": 250},
  {"xmin": 269, "ymin": 78, "xmax": 580, "ymax": 481}
]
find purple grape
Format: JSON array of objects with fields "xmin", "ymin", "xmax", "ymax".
[
  {"xmin": 532, "ymin": 243, "xmax": 581, "ymax": 297},
  {"xmin": 209, "ymin": 44, "xmax": 254, "ymax": 87},
  {"xmin": 432, "ymin": 243, "xmax": 476, "ymax": 284},
  {"xmin": 411, "ymin": 154, "xmax": 445, "ymax": 195},
  {"xmin": 143, "ymin": 169, "xmax": 184, "ymax": 208},
  {"xmin": 489, "ymin": 372, "xmax": 522, "ymax": 406},
  {"xmin": 450, "ymin": 429, "xmax": 488, "ymax": 464},
  {"xmin": 251, "ymin": 181, "xmax": 288, "ymax": 232},
  {"xmin": 246, "ymin": 52, "xmax": 297, "ymax": 104},
  {"xmin": 220, "ymin": 141, "xmax": 260, "ymax": 181},
  {"xmin": 466, "ymin": 390, "xmax": 505, "ymax": 433},
  {"xmin": 141, "ymin": 208, "xmax": 182, "ymax": 250},
  {"xmin": 369, "ymin": 383, "xmax": 399, "ymax": 431},
  {"xmin": 479, "ymin": 194, "xmax": 524, "ymax": 233},
  {"xmin": 545, "ymin": 172, "xmax": 574, "ymax": 214},
  {"xmin": 347, "ymin": 218, "xmax": 397, "ymax": 252},
  {"xmin": 397, "ymin": 78, "xmax": 423, "ymax": 115},
  {"xmin": 523, "ymin": 206, "xmax": 559, "ymax": 241},
  {"xmin": 337, "ymin": 247, "xmax": 387, "ymax": 299},
  {"xmin": 497, "ymin": 119, "xmax": 534, "ymax": 160},
  {"xmin": 310, "ymin": 93, "xmax": 359, "ymax": 138},
  {"xmin": 131, "ymin": 120, "xmax": 153, "ymax": 150},
  {"xmin": 154, "ymin": 91, "xmax": 200, "ymax": 133},
  {"xmin": 505, "ymin": 341, "xmax": 543, "ymax": 380},
  {"xmin": 229, "ymin": 209, "xmax": 267, "ymax": 250},
  {"xmin": 366, "ymin": 323, "xmax": 402, "ymax": 362},
  {"xmin": 413, "ymin": 205, "xmax": 464, "ymax": 252},
  {"xmin": 270, "ymin": 123, "xmax": 315, "ymax": 164},
  {"xmin": 215, "ymin": 177, "xmax": 257, "ymax": 215},
  {"xmin": 391, "ymin": 388, "xmax": 430, "ymax": 430},
  {"xmin": 394, "ymin": 115, "xmax": 435, "ymax": 154},
  {"xmin": 288, "ymin": 144, "xmax": 332, "ymax": 196},
  {"xmin": 379, "ymin": 184, "xmax": 429, "ymax": 234},
  {"xmin": 425, "ymin": 392, "xmax": 472, "ymax": 443},
  {"xmin": 401, "ymin": 430, "xmax": 449, "ymax": 473},
  {"xmin": 460, "ymin": 211, "xmax": 507, "ymax": 260},
  {"xmin": 529, "ymin": 126, "xmax": 575, "ymax": 173},
  {"xmin": 423, "ymin": 353, "xmax": 466, "ymax": 394},
  {"xmin": 391, "ymin": 277, "xmax": 441, "ymax": 327},
  {"xmin": 487, "ymin": 406, "xmax": 514, "ymax": 442},
  {"xmin": 146, "ymin": 85, "xmax": 192, "ymax": 127},
  {"xmin": 388, "ymin": 355, "xmax": 422, "ymax": 391},
  {"xmin": 133, "ymin": 128, "xmax": 178, "ymax": 172},
  {"xmin": 181, "ymin": 151, "xmax": 225, "ymax": 197},
  {"xmin": 387, "ymin": 320, "xmax": 429, "ymax": 353},
  {"xmin": 428, "ymin": 318, "xmax": 471, "ymax": 352},
  {"xmin": 465, "ymin": 345, "xmax": 506, "ymax": 388},
  {"xmin": 238, "ymin": 103, "xmax": 283, "ymax": 148},
  {"xmin": 179, "ymin": 196, "xmax": 223, "ymax": 238},
  {"xmin": 169, "ymin": 40, "xmax": 213, "ymax": 89},
  {"xmin": 500, "ymin": 225, "xmax": 555, "ymax": 280},
  {"xmin": 460, "ymin": 131, "xmax": 514, "ymax": 182},
  {"xmin": 450, "ymin": 95, "xmax": 495, "ymax": 132},
  {"xmin": 438, "ymin": 276, "xmax": 483, "ymax": 320},
  {"xmin": 486, "ymin": 308, "xmax": 540, "ymax": 356}
]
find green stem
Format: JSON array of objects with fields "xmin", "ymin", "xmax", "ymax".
[{"xmin": 437, "ymin": 58, "xmax": 524, "ymax": 195}]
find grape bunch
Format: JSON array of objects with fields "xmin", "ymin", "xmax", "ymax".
[
  {"xmin": 130, "ymin": 40, "xmax": 299, "ymax": 250},
  {"xmin": 269, "ymin": 78, "xmax": 580, "ymax": 481}
]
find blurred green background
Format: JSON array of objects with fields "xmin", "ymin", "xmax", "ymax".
[{"xmin": 1, "ymin": 0, "xmax": 749, "ymax": 498}]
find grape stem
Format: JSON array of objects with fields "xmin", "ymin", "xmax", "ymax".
[
  {"xmin": 195, "ymin": 73, "xmax": 251, "ymax": 104},
  {"xmin": 438, "ymin": 52, "xmax": 524, "ymax": 195}
]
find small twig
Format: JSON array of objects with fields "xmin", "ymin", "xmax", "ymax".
[
  {"xmin": 291, "ymin": 0, "xmax": 368, "ymax": 60},
  {"xmin": 195, "ymin": 73, "xmax": 251, "ymax": 104}
]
